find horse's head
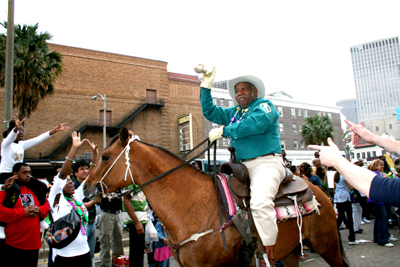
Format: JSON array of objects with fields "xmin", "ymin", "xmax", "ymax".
[{"xmin": 84, "ymin": 127, "xmax": 134, "ymax": 199}]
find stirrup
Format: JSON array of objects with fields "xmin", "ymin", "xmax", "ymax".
[{"xmin": 255, "ymin": 255, "xmax": 271, "ymax": 267}]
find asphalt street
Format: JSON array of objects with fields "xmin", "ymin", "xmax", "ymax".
[
  {"xmin": 299, "ymin": 219, "xmax": 400, "ymax": 267},
  {"xmin": 38, "ymin": 218, "xmax": 399, "ymax": 266}
]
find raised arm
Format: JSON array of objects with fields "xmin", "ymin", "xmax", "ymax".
[
  {"xmin": 59, "ymin": 132, "xmax": 87, "ymax": 180},
  {"xmin": 346, "ymin": 119, "xmax": 400, "ymax": 154},
  {"xmin": 1, "ymin": 115, "xmax": 25, "ymax": 148},
  {"xmin": 49, "ymin": 123, "xmax": 69, "ymax": 136},
  {"xmin": 85, "ymin": 140, "xmax": 99, "ymax": 164}
]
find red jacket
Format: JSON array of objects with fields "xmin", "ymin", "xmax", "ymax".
[{"xmin": 0, "ymin": 185, "xmax": 50, "ymax": 249}]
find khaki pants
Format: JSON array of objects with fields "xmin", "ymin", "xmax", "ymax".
[
  {"xmin": 99, "ymin": 211, "xmax": 124, "ymax": 267},
  {"xmin": 243, "ymin": 154, "xmax": 285, "ymax": 246}
]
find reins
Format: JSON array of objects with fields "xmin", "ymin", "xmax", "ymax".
[{"xmin": 95, "ymin": 137, "xmax": 216, "ymax": 199}]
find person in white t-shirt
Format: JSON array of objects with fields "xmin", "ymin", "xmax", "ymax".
[
  {"xmin": 0, "ymin": 115, "xmax": 68, "ymax": 242},
  {"xmin": 48, "ymin": 131, "xmax": 94, "ymax": 266}
]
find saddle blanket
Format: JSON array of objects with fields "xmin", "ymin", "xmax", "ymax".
[
  {"xmin": 275, "ymin": 196, "xmax": 321, "ymax": 223},
  {"xmin": 217, "ymin": 174, "xmax": 321, "ymax": 223}
]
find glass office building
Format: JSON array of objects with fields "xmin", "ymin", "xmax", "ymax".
[
  {"xmin": 337, "ymin": 98, "xmax": 358, "ymax": 124},
  {"xmin": 350, "ymin": 36, "xmax": 400, "ymax": 128}
]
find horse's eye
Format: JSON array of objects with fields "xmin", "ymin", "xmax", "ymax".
[{"xmin": 102, "ymin": 155, "xmax": 109, "ymax": 161}]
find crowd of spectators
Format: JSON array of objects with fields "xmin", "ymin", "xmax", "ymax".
[
  {"xmin": 0, "ymin": 118, "xmax": 172, "ymax": 267},
  {"xmin": 283, "ymin": 145, "xmax": 400, "ymax": 256}
]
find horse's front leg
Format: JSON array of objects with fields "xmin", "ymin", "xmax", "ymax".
[{"xmin": 282, "ymin": 244, "xmax": 301, "ymax": 267}]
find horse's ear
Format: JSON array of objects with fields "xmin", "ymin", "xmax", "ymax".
[{"xmin": 120, "ymin": 128, "xmax": 129, "ymax": 146}]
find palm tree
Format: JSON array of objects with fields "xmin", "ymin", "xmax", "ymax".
[
  {"xmin": 0, "ymin": 22, "xmax": 63, "ymax": 119},
  {"xmin": 301, "ymin": 115, "xmax": 334, "ymax": 146}
]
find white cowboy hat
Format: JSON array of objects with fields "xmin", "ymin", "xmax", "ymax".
[{"xmin": 227, "ymin": 75, "xmax": 265, "ymax": 100}]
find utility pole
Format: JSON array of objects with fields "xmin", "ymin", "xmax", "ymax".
[{"xmin": 3, "ymin": 0, "xmax": 14, "ymax": 131}]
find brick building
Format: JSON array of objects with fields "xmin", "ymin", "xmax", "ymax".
[{"xmin": 0, "ymin": 44, "xmax": 204, "ymax": 179}]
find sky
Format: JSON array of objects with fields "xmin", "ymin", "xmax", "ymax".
[{"xmin": 1, "ymin": 0, "xmax": 400, "ymax": 107}]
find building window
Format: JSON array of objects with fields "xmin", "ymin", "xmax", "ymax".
[
  {"xmin": 294, "ymin": 140, "xmax": 299, "ymax": 150},
  {"xmin": 303, "ymin": 110, "xmax": 307, "ymax": 117},
  {"xmin": 99, "ymin": 110, "xmax": 112, "ymax": 126},
  {"xmin": 213, "ymin": 98, "xmax": 217, "ymax": 105},
  {"xmin": 220, "ymin": 99, "xmax": 224, "ymax": 106},
  {"xmin": 279, "ymin": 123, "xmax": 284, "ymax": 134},
  {"xmin": 372, "ymin": 151, "xmax": 376, "ymax": 157},
  {"xmin": 278, "ymin": 106, "xmax": 283, "ymax": 117},
  {"xmin": 146, "ymin": 89, "xmax": 157, "ymax": 103},
  {"xmin": 280, "ymin": 140, "xmax": 286, "ymax": 150},
  {"xmin": 362, "ymin": 152, "xmax": 366, "ymax": 159},
  {"xmin": 291, "ymin": 108, "xmax": 296, "ymax": 117},
  {"xmin": 228, "ymin": 100, "xmax": 234, "ymax": 107},
  {"xmin": 367, "ymin": 152, "xmax": 371, "ymax": 158},
  {"xmin": 389, "ymin": 124, "xmax": 393, "ymax": 129},
  {"xmin": 322, "ymin": 112, "xmax": 326, "ymax": 117},
  {"xmin": 178, "ymin": 114, "xmax": 193, "ymax": 152},
  {"xmin": 317, "ymin": 112, "xmax": 321, "ymax": 117},
  {"xmin": 357, "ymin": 153, "xmax": 361, "ymax": 159},
  {"xmin": 300, "ymin": 140, "xmax": 305, "ymax": 148},
  {"xmin": 292, "ymin": 124, "xmax": 297, "ymax": 134},
  {"xmin": 376, "ymin": 126, "xmax": 379, "ymax": 131},
  {"xmin": 299, "ymin": 125, "xmax": 302, "ymax": 132},
  {"xmin": 297, "ymin": 109, "xmax": 302, "ymax": 116},
  {"xmin": 328, "ymin": 113, "xmax": 332, "ymax": 120}
]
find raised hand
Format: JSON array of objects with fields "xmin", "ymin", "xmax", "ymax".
[
  {"xmin": 309, "ymin": 138, "xmax": 341, "ymax": 167},
  {"xmin": 13, "ymin": 114, "xmax": 25, "ymax": 132},
  {"xmin": 85, "ymin": 140, "xmax": 98, "ymax": 155},
  {"xmin": 71, "ymin": 132, "xmax": 87, "ymax": 148},
  {"xmin": 50, "ymin": 123, "xmax": 69, "ymax": 135},
  {"xmin": 85, "ymin": 139, "xmax": 99, "ymax": 163},
  {"xmin": 200, "ymin": 67, "xmax": 217, "ymax": 89},
  {"xmin": 2, "ymin": 176, "xmax": 16, "ymax": 190},
  {"xmin": 345, "ymin": 120, "xmax": 375, "ymax": 146}
]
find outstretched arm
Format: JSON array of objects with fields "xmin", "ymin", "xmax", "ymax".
[
  {"xmin": 346, "ymin": 119, "xmax": 400, "ymax": 154},
  {"xmin": 49, "ymin": 123, "xmax": 69, "ymax": 136},
  {"xmin": 309, "ymin": 138, "xmax": 375, "ymax": 197}
]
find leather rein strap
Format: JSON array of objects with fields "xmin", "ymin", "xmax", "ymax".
[{"xmin": 119, "ymin": 138, "xmax": 215, "ymax": 197}]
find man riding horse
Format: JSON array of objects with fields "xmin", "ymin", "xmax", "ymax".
[{"xmin": 199, "ymin": 68, "xmax": 285, "ymax": 266}]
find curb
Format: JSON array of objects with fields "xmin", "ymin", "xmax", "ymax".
[{"xmin": 39, "ymin": 238, "xmax": 130, "ymax": 259}]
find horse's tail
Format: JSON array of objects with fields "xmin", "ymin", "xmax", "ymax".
[{"xmin": 338, "ymin": 230, "xmax": 351, "ymax": 267}]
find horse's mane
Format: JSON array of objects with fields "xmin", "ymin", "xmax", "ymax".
[
  {"xmin": 139, "ymin": 140, "xmax": 211, "ymax": 173},
  {"xmin": 140, "ymin": 140, "xmax": 184, "ymax": 161},
  {"xmin": 108, "ymin": 133, "xmax": 208, "ymax": 174}
]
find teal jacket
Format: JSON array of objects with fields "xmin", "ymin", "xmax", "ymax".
[{"xmin": 200, "ymin": 88, "xmax": 282, "ymax": 162}]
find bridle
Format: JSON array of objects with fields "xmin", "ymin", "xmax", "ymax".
[
  {"xmin": 93, "ymin": 135, "xmax": 139, "ymax": 200},
  {"xmin": 91, "ymin": 136, "xmax": 214, "ymax": 200}
]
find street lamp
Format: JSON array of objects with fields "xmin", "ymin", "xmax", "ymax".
[{"xmin": 92, "ymin": 94, "xmax": 107, "ymax": 150}]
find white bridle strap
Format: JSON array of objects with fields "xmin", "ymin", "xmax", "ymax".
[{"xmin": 98, "ymin": 136, "xmax": 139, "ymax": 198}]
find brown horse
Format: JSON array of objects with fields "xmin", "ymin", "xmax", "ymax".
[{"xmin": 84, "ymin": 128, "xmax": 349, "ymax": 267}]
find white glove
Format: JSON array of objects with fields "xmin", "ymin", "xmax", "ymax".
[
  {"xmin": 209, "ymin": 126, "xmax": 224, "ymax": 142},
  {"xmin": 200, "ymin": 67, "xmax": 217, "ymax": 89}
]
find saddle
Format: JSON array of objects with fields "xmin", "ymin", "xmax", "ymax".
[{"xmin": 220, "ymin": 147, "xmax": 313, "ymax": 210}]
